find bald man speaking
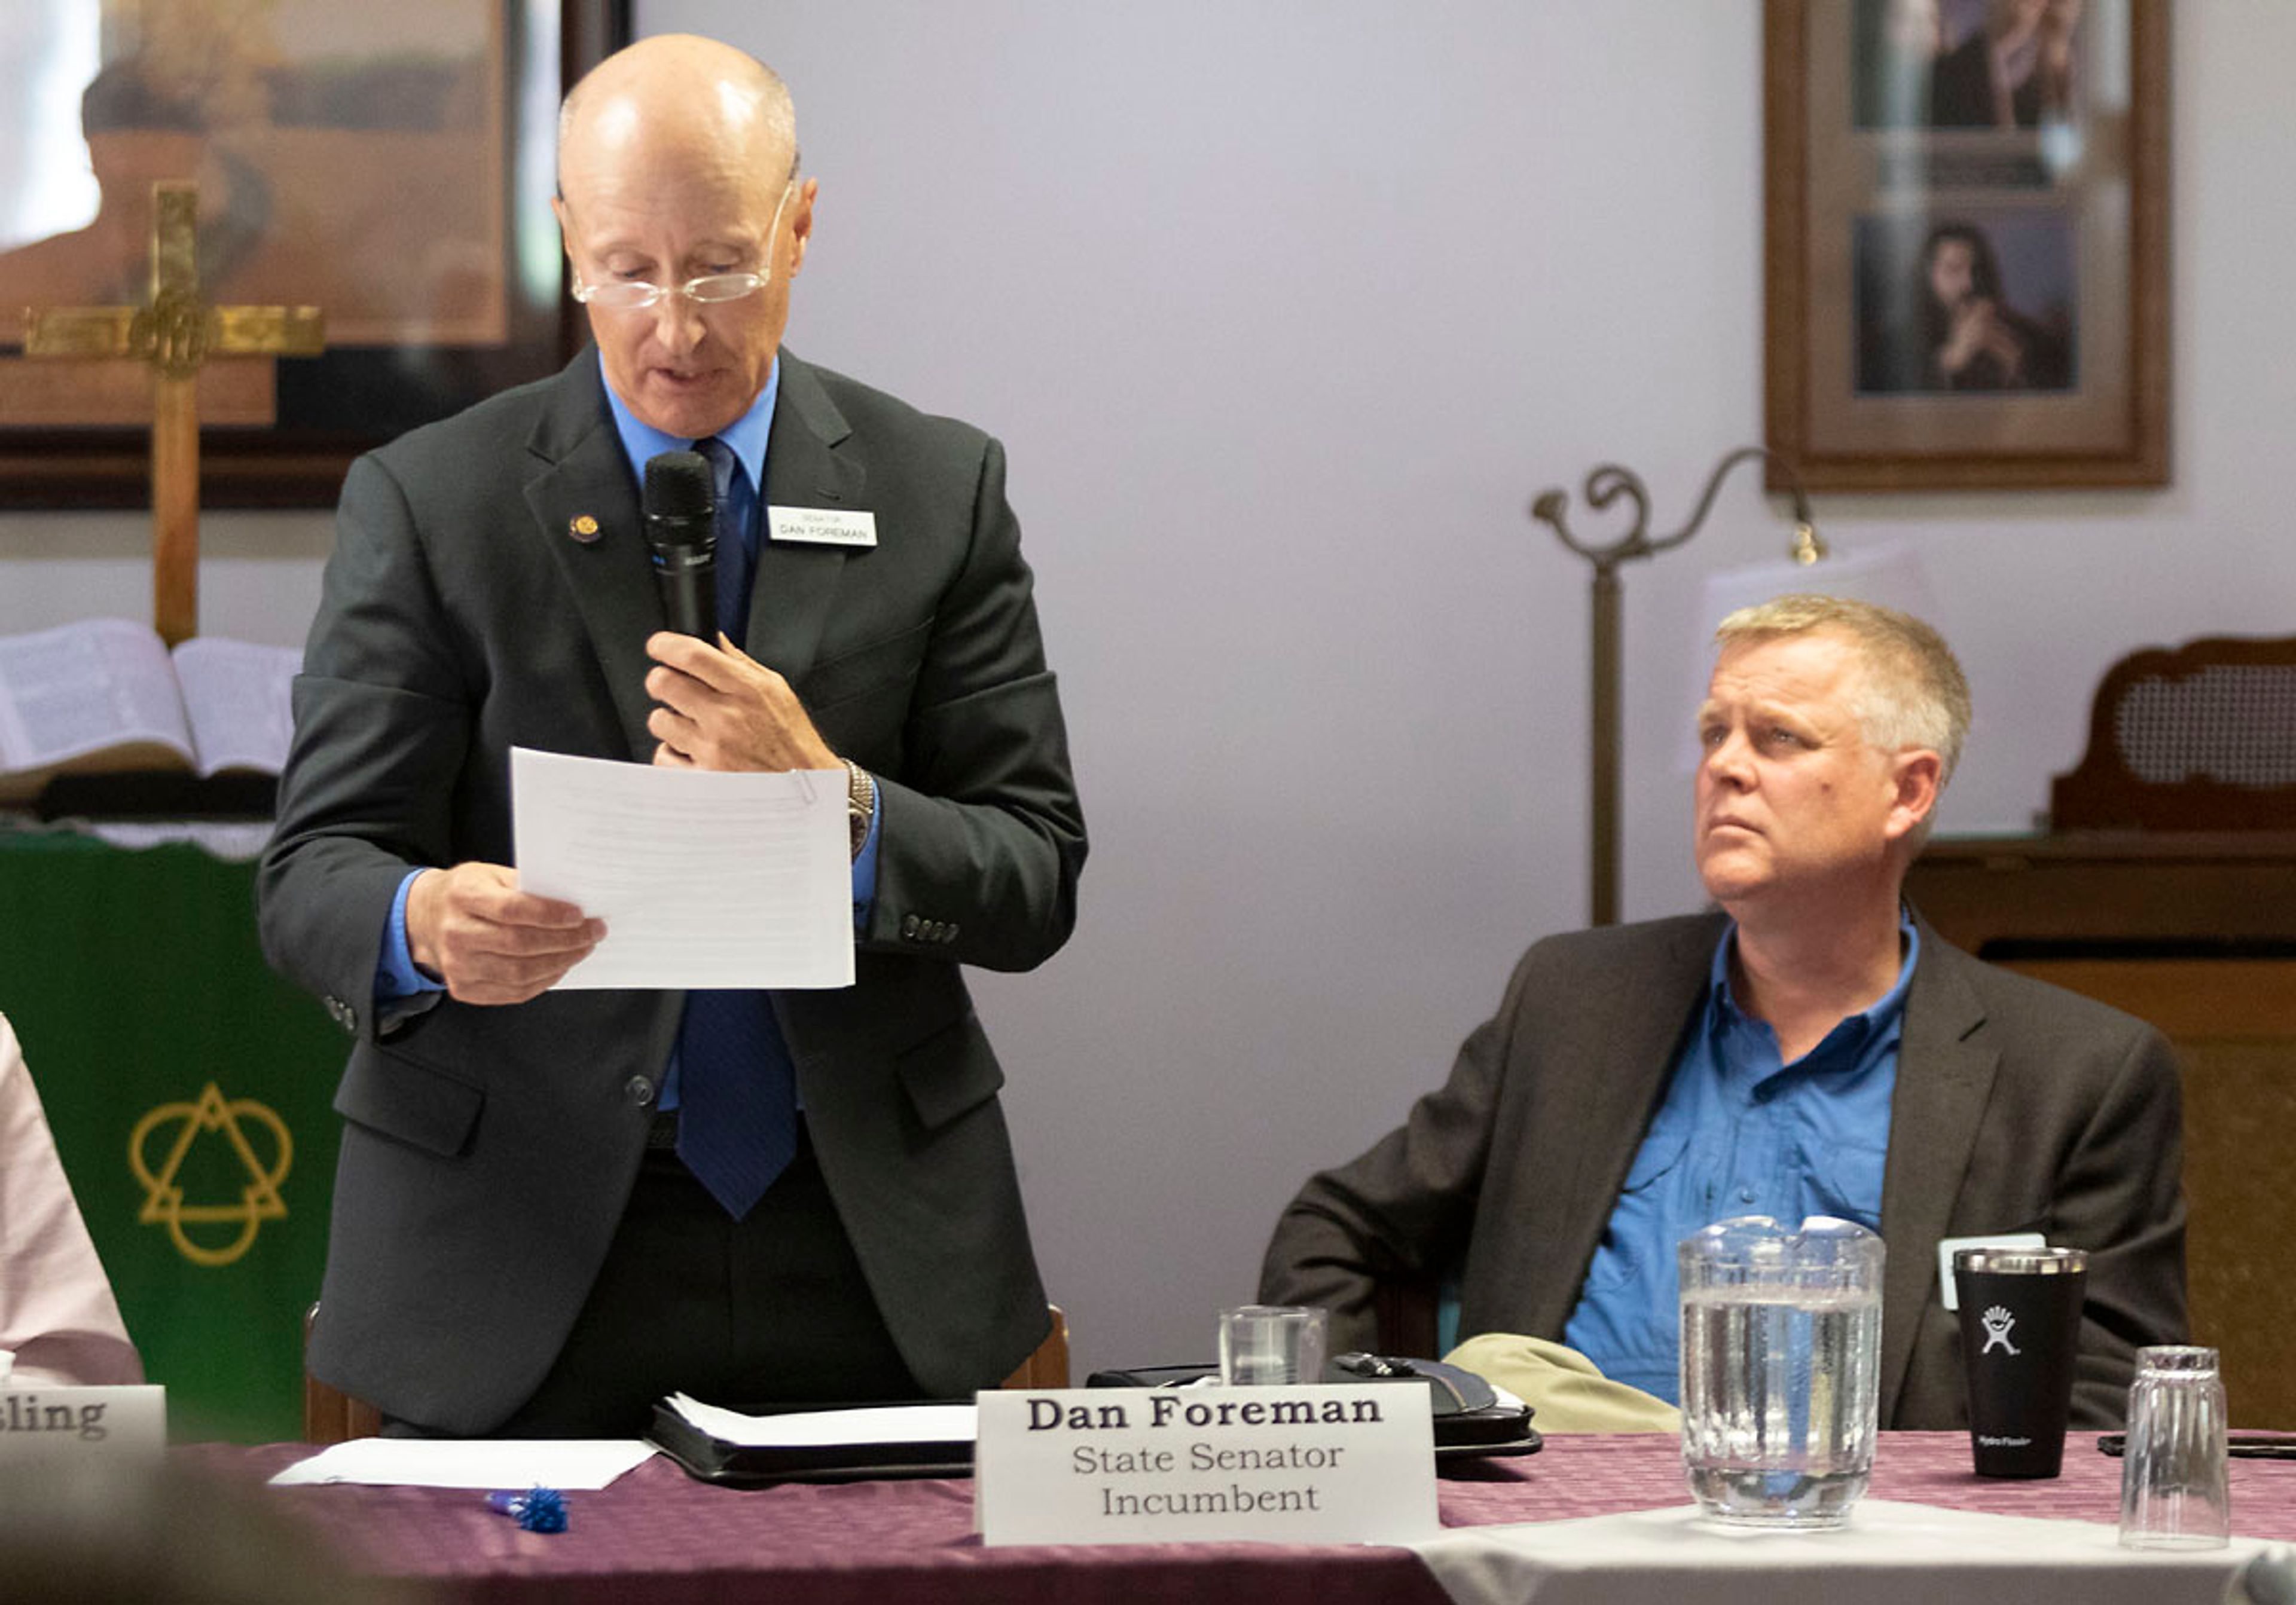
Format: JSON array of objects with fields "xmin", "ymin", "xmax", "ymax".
[{"xmin": 259, "ymin": 35, "xmax": 1085, "ymax": 1436}]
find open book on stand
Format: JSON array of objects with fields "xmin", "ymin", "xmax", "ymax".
[{"xmin": 0, "ymin": 617, "xmax": 299, "ymax": 815}]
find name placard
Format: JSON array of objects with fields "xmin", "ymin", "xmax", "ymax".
[
  {"xmin": 767, "ymin": 506, "xmax": 878, "ymax": 548},
  {"xmin": 0, "ymin": 1386, "xmax": 166, "ymax": 1461},
  {"xmin": 974, "ymin": 1384, "xmax": 1437, "ymax": 1547}
]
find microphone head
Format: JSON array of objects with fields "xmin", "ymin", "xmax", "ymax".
[
  {"xmin": 642, "ymin": 449, "xmax": 719, "ymax": 638},
  {"xmin": 643, "ymin": 450, "xmax": 716, "ymax": 533}
]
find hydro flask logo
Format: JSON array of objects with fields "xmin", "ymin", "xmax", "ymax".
[{"xmin": 1979, "ymin": 1304, "xmax": 2020, "ymax": 1356}]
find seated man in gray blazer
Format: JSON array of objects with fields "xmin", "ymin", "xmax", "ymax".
[
  {"xmin": 1260, "ymin": 595, "xmax": 2183, "ymax": 1429},
  {"xmin": 260, "ymin": 35, "xmax": 1083, "ymax": 1436}
]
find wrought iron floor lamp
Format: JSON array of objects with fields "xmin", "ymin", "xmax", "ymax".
[{"xmin": 1531, "ymin": 446, "xmax": 1825, "ymax": 928}]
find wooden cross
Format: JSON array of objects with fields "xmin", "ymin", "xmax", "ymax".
[{"xmin": 23, "ymin": 181, "xmax": 325, "ymax": 646}]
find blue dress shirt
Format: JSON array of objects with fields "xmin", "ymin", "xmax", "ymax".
[
  {"xmin": 374, "ymin": 358, "xmax": 882, "ymax": 1019},
  {"xmin": 1560, "ymin": 913, "xmax": 1921, "ymax": 1403}
]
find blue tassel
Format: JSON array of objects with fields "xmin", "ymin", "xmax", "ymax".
[{"xmin": 484, "ymin": 1486, "xmax": 569, "ymax": 1533}]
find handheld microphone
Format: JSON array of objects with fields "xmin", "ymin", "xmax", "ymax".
[{"xmin": 643, "ymin": 450, "xmax": 718, "ymax": 638}]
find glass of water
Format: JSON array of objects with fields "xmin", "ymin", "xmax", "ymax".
[{"xmin": 1677, "ymin": 1215, "xmax": 1885, "ymax": 1528}]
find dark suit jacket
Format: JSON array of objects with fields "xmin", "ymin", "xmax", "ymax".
[
  {"xmin": 258, "ymin": 348, "xmax": 1086, "ymax": 1433},
  {"xmin": 1259, "ymin": 911, "xmax": 2187, "ymax": 1429}
]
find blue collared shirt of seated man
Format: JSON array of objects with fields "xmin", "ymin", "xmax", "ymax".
[
  {"xmin": 1559, "ymin": 909, "xmax": 1920, "ymax": 1404},
  {"xmin": 372, "ymin": 357, "xmax": 883, "ymax": 1114}
]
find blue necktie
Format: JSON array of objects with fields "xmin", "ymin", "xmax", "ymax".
[
  {"xmin": 671, "ymin": 436, "xmax": 798, "ymax": 1219},
  {"xmin": 697, "ymin": 436, "xmax": 755, "ymax": 643}
]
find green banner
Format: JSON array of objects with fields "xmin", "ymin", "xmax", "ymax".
[{"xmin": 0, "ymin": 827, "xmax": 346, "ymax": 1444}]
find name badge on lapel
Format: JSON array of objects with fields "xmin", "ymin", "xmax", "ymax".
[{"xmin": 768, "ymin": 506, "xmax": 878, "ymax": 548}]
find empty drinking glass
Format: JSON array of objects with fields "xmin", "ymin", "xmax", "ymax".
[{"xmin": 2118, "ymin": 1344, "xmax": 2230, "ymax": 1549}]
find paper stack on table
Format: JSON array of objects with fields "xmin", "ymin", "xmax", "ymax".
[{"xmin": 268, "ymin": 1439, "xmax": 656, "ymax": 1489}]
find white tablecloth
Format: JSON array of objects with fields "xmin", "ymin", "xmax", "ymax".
[{"xmin": 1410, "ymin": 1497, "xmax": 2264, "ymax": 1605}]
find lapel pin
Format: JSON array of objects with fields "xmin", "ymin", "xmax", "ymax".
[{"xmin": 567, "ymin": 514, "xmax": 602, "ymax": 544}]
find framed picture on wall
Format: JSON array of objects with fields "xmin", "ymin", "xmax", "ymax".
[
  {"xmin": 1763, "ymin": 0, "xmax": 2168, "ymax": 491},
  {"xmin": 0, "ymin": 0, "xmax": 630, "ymax": 510}
]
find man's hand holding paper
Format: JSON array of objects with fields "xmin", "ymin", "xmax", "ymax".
[
  {"xmin": 405, "ymin": 862, "xmax": 604, "ymax": 1005},
  {"xmin": 510, "ymin": 747, "xmax": 852, "ymax": 991}
]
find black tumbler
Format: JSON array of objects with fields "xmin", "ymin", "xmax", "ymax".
[{"xmin": 1953, "ymin": 1246, "xmax": 2089, "ymax": 1478}]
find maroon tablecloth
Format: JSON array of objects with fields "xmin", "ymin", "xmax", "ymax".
[{"xmin": 184, "ymin": 1432, "xmax": 2296, "ymax": 1605}]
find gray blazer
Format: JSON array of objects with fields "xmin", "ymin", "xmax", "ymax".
[
  {"xmin": 259, "ymin": 348, "xmax": 1085, "ymax": 1433},
  {"xmin": 1259, "ymin": 911, "xmax": 2187, "ymax": 1429}
]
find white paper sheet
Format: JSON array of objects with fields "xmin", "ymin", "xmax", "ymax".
[
  {"xmin": 667, "ymin": 1393, "xmax": 976, "ymax": 1448},
  {"xmin": 1410, "ymin": 1499, "xmax": 2264, "ymax": 1605},
  {"xmin": 266, "ymin": 1438, "xmax": 657, "ymax": 1489},
  {"xmin": 510, "ymin": 747, "xmax": 853, "ymax": 990}
]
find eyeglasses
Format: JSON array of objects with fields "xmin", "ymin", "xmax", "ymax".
[
  {"xmin": 572, "ymin": 270, "xmax": 770, "ymax": 311},
  {"xmin": 568, "ymin": 184, "xmax": 794, "ymax": 313}
]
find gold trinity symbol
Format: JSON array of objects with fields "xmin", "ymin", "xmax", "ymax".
[{"xmin": 129, "ymin": 1083, "xmax": 293, "ymax": 1267}]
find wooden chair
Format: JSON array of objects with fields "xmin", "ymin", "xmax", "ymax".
[
  {"xmin": 1972, "ymin": 632, "xmax": 2296, "ymax": 1424},
  {"xmin": 303, "ymin": 1303, "xmax": 1071, "ymax": 1443},
  {"xmin": 1373, "ymin": 1276, "xmax": 1442, "ymax": 1361},
  {"xmin": 1001, "ymin": 1304, "xmax": 1070, "ymax": 1390},
  {"xmin": 303, "ymin": 1306, "xmax": 383, "ymax": 1444},
  {"xmin": 2050, "ymin": 633, "xmax": 2296, "ymax": 831}
]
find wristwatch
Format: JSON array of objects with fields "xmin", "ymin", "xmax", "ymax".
[{"xmin": 843, "ymin": 759, "xmax": 875, "ymax": 861}]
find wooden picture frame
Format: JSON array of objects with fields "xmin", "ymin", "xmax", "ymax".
[
  {"xmin": 1763, "ymin": 0, "xmax": 2169, "ymax": 491},
  {"xmin": 0, "ymin": 1, "xmax": 630, "ymax": 510}
]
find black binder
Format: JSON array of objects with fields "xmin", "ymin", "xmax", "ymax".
[
  {"xmin": 646, "ymin": 1400, "xmax": 975, "ymax": 1487},
  {"xmin": 1082, "ymin": 1356, "xmax": 1543, "ymax": 1460}
]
